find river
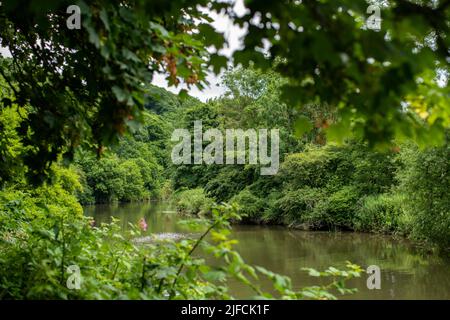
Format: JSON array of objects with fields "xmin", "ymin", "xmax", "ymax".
[{"xmin": 84, "ymin": 202, "xmax": 450, "ymax": 300}]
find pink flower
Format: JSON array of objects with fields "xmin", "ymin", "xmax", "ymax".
[{"xmin": 138, "ymin": 217, "xmax": 148, "ymax": 232}]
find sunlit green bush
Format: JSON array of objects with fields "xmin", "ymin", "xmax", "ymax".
[
  {"xmin": 317, "ymin": 186, "xmax": 361, "ymax": 230},
  {"xmin": 76, "ymin": 155, "xmax": 155, "ymax": 203},
  {"xmin": 173, "ymin": 188, "xmax": 214, "ymax": 216},
  {"xmin": 273, "ymin": 187, "xmax": 326, "ymax": 228},
  {"xmin": 354, "ymin": 193, "xmax": 410, "ymax": 234},
  {"xmin": 230, "ymin": 188, "xmax": 266, "ymax": 222},
  {"xmin": 397, "ymin": 142, "xmax": 450, "ymax": 252}
]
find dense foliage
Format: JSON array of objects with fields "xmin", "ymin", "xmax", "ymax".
[
  {"xmin": 0, "ymin": 0, "xmax": 449, "ymax": 181},
  {"xmin": 0, "ymin": 76, "xmax": 362, "ymax": 299},
  {"xmin": 0, "ymin": 0, "xmax": 448, "ymax": 300},
  {"xmin": 170, "ymin": 67, "xmax": 449, "ymax": 254},
  {"xmin": 396, "ymin": 141, "xmax": 450, "ymax": 250}
]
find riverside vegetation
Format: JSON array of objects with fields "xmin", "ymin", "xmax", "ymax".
[
  {"xmin": 0, "ymin": 0, "xmax": 449, "ymax": 300},
  {"xmin": 1, "ymin": 65, "xmax": 449, "ymax": 300},
  {"xmin": 0, "ymin": 72, "xmax": 364, "ymax": 300},
  {"xmin": 170, "ymin": 68, "xmax": 450, "ymax": 254}
]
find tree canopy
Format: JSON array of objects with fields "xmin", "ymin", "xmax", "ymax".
[{"xmin": 0, "ymin": 0, "xmax": 449, "ymax": 182}]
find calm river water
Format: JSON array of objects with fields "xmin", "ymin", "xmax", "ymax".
[{"xmin": 84, "ymin": 202, "xmax": 450, "ymax": 300}]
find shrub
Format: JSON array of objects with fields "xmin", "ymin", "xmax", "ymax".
[
  {"xmin": 76, "ymin": 155, "xmax": 154, "ymax": 203},
  {"xmin": 280, "ymin": 146, "xmax": 339, "ymax": 189},
  {"xmin": 173, "ymin": 188, "xmax": 214, "ymax": 216},
  {"xmin": 316, "ymin": 185, "xmax": 361, "ymax": 230},
  {"xmin": 159, "ymin": 180, "xmax": 174, "ymax": 201},
  {"xmin": 118, "ymin": 159, "xmax": 148, "ymax": 201},
  {"xmin": 274, "ymin": 186, "xmax": 359, "ymax": 230},
  {"xmin": 204, "ymin": 166, "xmax": 257, "ymax": 202},
  {"xmin": 230, "ymin": 189, "xmax": 265, "ymax": 222},
  {"xmin": 397, "ymin": 142, "xmax": 450, "ymax": 252},
  {"xmin": 354, "ymin": 193, "xmax": 410, "ymax": 234},
  {"xmin": 0, "ymin": 166, "xmax": 83, "ymax": 236},
  {"xmin": 274, "ymin": 187, "xmax": 327, "ymax": 228},
  {"xmin": 351, "ymin": 148, "xmax": 398, "ymax": 195}
]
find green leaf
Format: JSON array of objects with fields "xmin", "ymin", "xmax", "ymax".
[
  {"xmin": 197, "ymin": 24, "xmax": 224, "ymax": 48},
  {"xmin": 86, "ymin": 24, "xmax": 100, "ymax": 48},
  {"xmin": 99, "ymin": 9, "xmax": 110, "ymax": 31},
  {"xmin": 210, "ymin": 54, "xmax": 228, "ymax": 75},
  {"xmin": 112, "ymin": 86, "xmax": 129, "ymax": 103}
]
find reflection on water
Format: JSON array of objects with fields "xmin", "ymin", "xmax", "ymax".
[
  {"xmin": 84, "ymin": 202, "xmax": 450, "ymax": 300},
  {"xmin": 84, "ymin": 202, "xmax": 184, "ymax": 234}
]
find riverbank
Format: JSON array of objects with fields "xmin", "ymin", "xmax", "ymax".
[{"xmin": 170, "ymin": 186, "xmax": 449, "ymax": 256}]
